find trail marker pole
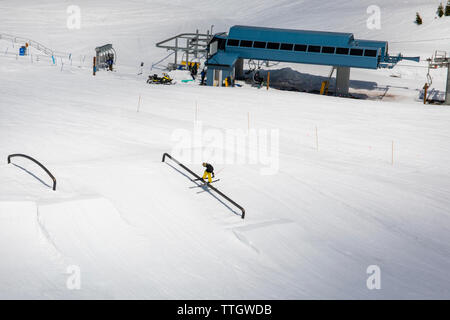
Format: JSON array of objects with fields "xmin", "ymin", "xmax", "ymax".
[
  {"xmin": 267, "ymin": 72, "xmax": 270, "ymax": 90},
  {"xmin": 137, "ymin": 94, "xmax": 141, "ymax": 112},
  {"xmin": 392, "ymin": 140, "xmax": 394, "ymax": 165},
  {"xmin": 195, "ymin": 101, "xmax": 198, "ymax": 123},
  {"xmin": 315, "ymin": 126, "xmax": 319, "ymax": 151},
  {"xmin": 423, "ymin": 83, "xmax": 428, "ymax": 104}
]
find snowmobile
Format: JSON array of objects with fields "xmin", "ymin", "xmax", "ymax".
[{"xmin": 147, "ymin": 73, "xmax": 174, "ymax": 85}]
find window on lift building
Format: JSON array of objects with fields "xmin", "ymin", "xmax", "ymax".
[
  {"xmin": 280, "ymin": 43, "xmax": 294, "ymax": 51},
  {"xmin": 294, "ymin": 44, "xmax": 307, "ymax": 52},
  {"xmin": 308, "ymin": 45, "xmax": 321, "ymax": 53},
  {"xmin": 322, "ymin": 46, "xmax": 335, "ymax": 54},
  {"xmin": 267, "ymin": 42, "xmax": 280, "ymax": 50},
  {"xmin": 211, "ymin": 36, "xmax": 226, "ymax": 51},
  {"xmin": 336, "ymin": 47, "xmax": 349, "ymax": 55},
  {"xmin": 364, "ymin": 49, "xmax": 377, "ymax": 57},
  {"xmin": 240, "ymin": 40, "xmax": 253, "ymax": 48},
  {"xmin": 227, "ymin": 39, "xmax": 240, "ymax": 46},
  {"xmin": 218, "ymin": 38, "xmax": 226, "ymax": 50},
  {"xmin": 253, "ymin": 41, "xmax": 266, "ymax": 49},
  {"xmin": 350, "ymin": 48, "xmax": 364, "ymax": 56}
]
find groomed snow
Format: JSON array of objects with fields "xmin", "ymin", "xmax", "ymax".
[{"xmin": 0, "ymin": 0, "xmax": 450, "ymax": 299}]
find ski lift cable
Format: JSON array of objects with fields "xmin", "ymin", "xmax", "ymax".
[
  {"xmin": 390, "ymin": 37, "xmax": 450, "ymax": 44},
  {"xmin": 427, "ymin": 71, "xmax": 433, "ymax": 86},
  {"xmin": 396, "ymin": 64, "xmax": 430, "ymax": 68},
  {"xmin": 151, "ymin": 51, "xmax": 175, "ymax": 70}
]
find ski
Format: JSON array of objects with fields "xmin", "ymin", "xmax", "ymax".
[
  {"xmin": 189, "ymin": 179, "xmax": 220, "ymax": 187},
  {"xmin": 191, "ymin": 178, "xmax": 219, "ymax": 183}
]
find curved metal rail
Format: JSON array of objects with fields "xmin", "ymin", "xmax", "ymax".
[
  {"xmin": 162, "ymin": 153, "xmax": 245, "ymax": 219},
  {"xmin": 7, "ymin": 154, "xmax": 57, "ymax": 191}
]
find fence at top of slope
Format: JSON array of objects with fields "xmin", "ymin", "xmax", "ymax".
[{"xmin": 0, "ymin": 33, "xmax": 71, "ymax": 58}]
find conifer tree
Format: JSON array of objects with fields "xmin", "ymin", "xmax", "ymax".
[
  {"xmin": 437, "ymin": 3, "xmax": 444, "ymax": 17},
  {"xmin": 445, "ymin": 1, "xmax": 450, "ymax": 16},
  {"xmin": 415, "ymin": 12, "xmax": 423, "ymax": 25}
]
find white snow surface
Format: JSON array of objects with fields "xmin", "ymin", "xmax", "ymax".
[{"xmin": 1, "ymin": 0, "xmax": 450, "ymax": 299}]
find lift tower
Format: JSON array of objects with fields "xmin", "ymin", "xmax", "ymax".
[{"xmin": 426, "ymin": 51, "xmax": 450, "ymax": 105}]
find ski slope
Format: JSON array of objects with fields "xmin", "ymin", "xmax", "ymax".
[{"xmin": 1, "ymin": 0, "xmax": 450, "ymax": 299}]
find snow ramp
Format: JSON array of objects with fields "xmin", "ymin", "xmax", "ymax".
[
  {"xmin": 0, "ymin": 201, "xmax": 63, "ymax": 299},
  {"xmin": 35, "ymin": 196, "xmax": 262, "ymax": 299},
  {"xmin": 0, "ymin": 198, "xmax": 167, "ymax": 298},
  {"xmin": 35, "ymin": 197, "xmax": 169, "ymax": 298}
]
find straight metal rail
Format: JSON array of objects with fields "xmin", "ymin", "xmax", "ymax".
[{"xmin": 162, "ymin": 153, "xmax": 245, "ymax": 219}]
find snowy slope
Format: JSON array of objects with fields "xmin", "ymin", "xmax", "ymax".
[
  {"xmin": 2, "ymin": 0, "xmax": 449, "ymax": 64},
  {"xmin": 1, "ymin": 0, "xmax": 450, "ymax": 299},
  {"xmin": 2, "ymin": 0, "xmax": 448, "ymax": 98}
]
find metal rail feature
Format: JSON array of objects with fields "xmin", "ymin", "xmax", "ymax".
[
  {"xmin": 7, "ymin": 154, "xmax": 57, "ymax": 191},
  {"xmin": 162, "ymin": 153, "xmax": 245, "ymax": 219}
]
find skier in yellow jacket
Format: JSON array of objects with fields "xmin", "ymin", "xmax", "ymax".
[{"xmin": 202, "ymin": 162, "xmax": 215, "ymax": 183}]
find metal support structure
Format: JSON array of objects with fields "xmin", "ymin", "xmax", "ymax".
[
  {"xmin": 235, "ymin": 58, "xmax": 244, "ymax": 80},
  {"xmin": 328, "ymin": 66, "xmax": 336, "ymax": 83},
  {"xmin": 7, "ymin": 154, "xmax": 57, "ymax": 191},
  {"xmin": 174, "ymin": 38, "xmax": 178, "ymax": 66},
  {"xmin": 162, "ymin": 153, "xmax": 246, "ymax": 219},
  {"xmin": 186, "ymin": 39, "xmax": 189, "ymax": 70},
  {"xmin": 426, "ymin": 51, "xmax": 450, "ymax": 105},
  {"xmin": 335, "ymin": 66, "xmax": 350, "ymax": 96},
  {"xmin": 156, "ymin": 32, "xmax": 213, "ymax": 70},
  {"xmin": 446, "ymin": 65, "xmax": 450, "ymax": 105},
  {"xmin": 195, "ymin": 29, "xmax": 199, "ymax": 58},
  {"xmin": 151, "ymin": 51, "xmax": 175, "ymax": 71}
]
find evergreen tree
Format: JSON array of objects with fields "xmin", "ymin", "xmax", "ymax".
[
  {"xmin": 437, "ymin": 3, "xmax": 444, "ymax": 17},
  {"xmin": 415, "ymin": 12, "xmax": 423, "ymax": 25},
  {"xmin": 445, "ymin": 1, "xmax": 450, "ymax": 16}
]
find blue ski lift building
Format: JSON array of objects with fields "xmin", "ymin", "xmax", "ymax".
[{"xmin": 205, "ymin": 25, "xmax": 419, "ymax": 94}]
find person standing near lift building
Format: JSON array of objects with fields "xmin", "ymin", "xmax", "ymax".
[
  {"xmin": 202, "ymin": 162, "xmax": 215, "ymax": 183},
  {"xmin": 200, "ymin": 68, "xmax": 206, "ymax": 85}
]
